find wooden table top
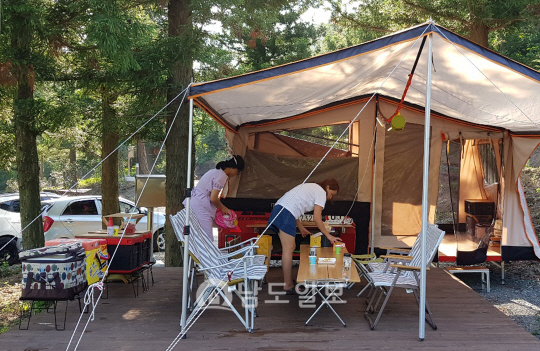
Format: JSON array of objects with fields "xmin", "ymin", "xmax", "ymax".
[{"xmin": 297, "ymin": 244, "xmax": 361, "ymax": 283}]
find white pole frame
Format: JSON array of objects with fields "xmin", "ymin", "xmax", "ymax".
[
  {"xmin": 419, "ymin": 32, "xmax": 433, "ymax": 341},
  {"xmin": 180, "ymin": 97, "xmax": 195, "ymax": 332}
]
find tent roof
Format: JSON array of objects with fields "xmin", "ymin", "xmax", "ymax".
[{"xmin": 190, "ymin": 22, "xmax": 540, "ymax": 134}]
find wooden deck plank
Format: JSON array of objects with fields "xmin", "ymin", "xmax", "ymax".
[{"xmin": 1, "ymin": 267, "xmax": 539, "ymax": 351}]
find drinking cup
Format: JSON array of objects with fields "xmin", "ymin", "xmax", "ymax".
[{"xmin": 309, "ymin": 256, "xmax": 317, "ymax": 265}]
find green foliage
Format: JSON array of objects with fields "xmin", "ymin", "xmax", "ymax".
[
  {"xmin": 215, "ymin": 1, "xmax": 322, "ymax": 71},
  {"xmin": 494, "ymin": 21, "xmax": 540, "ymax": 70},
  {"xmin": 327, "ymin": 0, "xmax": 540, "ymax": 45},
  {"xmin": 79, "ymin": 176, "xmax": 102, "ymax": 188}
]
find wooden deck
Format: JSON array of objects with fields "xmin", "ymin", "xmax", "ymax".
[{"xmin": 2, "ymin": 266, "xmax": 539, "ymax": 351}]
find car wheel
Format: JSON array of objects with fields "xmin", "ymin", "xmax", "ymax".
[
  {"xmin": 154, "ymin": 228, "xmax": 165, "ymax": 252},
  {"xmin": 0, "ymin": 237, "xmax": 19, "ymax": 266}
]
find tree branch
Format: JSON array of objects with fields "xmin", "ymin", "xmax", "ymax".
[{"xmin": 487, "ymin": 18, "xmax": 527, "ymax": 32}]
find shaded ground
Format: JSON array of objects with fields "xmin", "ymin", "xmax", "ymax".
[{"xmin": 0, "ymin": 264, "xmax": 23, "ymax": 333}]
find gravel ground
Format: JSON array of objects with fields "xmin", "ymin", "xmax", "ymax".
[{"xmin": 442, "ymin": 261, "xmax": 540, "ymax": 339}]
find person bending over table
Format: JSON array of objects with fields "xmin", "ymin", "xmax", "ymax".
[
  {"xmin": 183, "ymin": 155, "xmax": 244, "ymax": 241},
  {"xmin": 268, "ymin": 179, "xmax": 342, "ymax": 294}
]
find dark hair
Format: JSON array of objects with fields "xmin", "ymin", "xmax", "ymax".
[
  {"xmin": 216, "ymin": 155, "xmax": 245, "ymax": 171},
  {"xmin": 316, "ymin": 179, "xmax": 339, "ymax": 193}
]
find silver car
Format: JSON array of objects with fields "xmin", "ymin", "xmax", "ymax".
[{"xmin": 42, "ymin": 195, "xmax": 166, "ymax": 252}]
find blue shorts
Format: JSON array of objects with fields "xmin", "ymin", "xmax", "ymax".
[{"xmin": 267, "ymin": 205, "xmax": 296, "ymax": 237}]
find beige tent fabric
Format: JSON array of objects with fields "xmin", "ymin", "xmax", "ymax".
[
  {"xmin": 458, "ymin": 140, "xmax": 489, "ymax": 223},
  {"xmin": 380, "ymin": 123, "xmax": 424, "ymax": 236},
  {"xmin": 228, "ymin": 101, "xmax": 377, "ymax": 201},
  {"xmin": 357, "ymin": 103, "xmax": 377, "ymax": 202},
  {"xmin": 502, "ymin": 136, "xmax": 540, "ymax": 258},
  {"xmin": 221, "ymin": 98, "xmax": 538, "ymax": 255},
  {"xmin": 372, "ymin": 102, "xmax": 442, "ymax": 247}
]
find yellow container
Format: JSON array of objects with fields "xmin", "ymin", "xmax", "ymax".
[
  {"xmin": 310, "ymin": 233, "xmax": 322, "ymax": 247},
  {"xmin": 256, "ymin": 235, "xmax": 272, "ymax": 270}
]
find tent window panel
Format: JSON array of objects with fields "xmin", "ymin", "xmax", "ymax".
[
  {"xmin": 278, "ymin": 124, "xmax": 353, "ymax": 153},
  {"xmin": 381, "ymin": 123, "xmax": 425, "ymax": 236},
  {"xmin": 479, "ymin": 143, "xmax": 499, "ymax": 185},
  {"xmin": 435, "ymin": 140, "xmax": 461, "ymax": 228},
  {"xmin": 237, "ymin": 149, "xmax": 359, "ymax": 201}
]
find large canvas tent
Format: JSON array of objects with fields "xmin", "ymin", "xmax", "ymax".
[{"xmin": 189, "ymin": 22, "xmax": 540, "ymax": 262}]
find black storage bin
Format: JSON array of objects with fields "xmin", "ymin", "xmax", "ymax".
[
  {"xmin": 464, "ymin": 199, "xmax": 495, "ymax": 216},
  {"xmin": 107, "ymin": 244, "xmax": 139, "ymax": 272}
]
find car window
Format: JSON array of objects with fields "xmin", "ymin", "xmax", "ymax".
[
  {"xmin": 11, "ymin": 200, "xmax": 20, "ymax": 213},
  {"xmin": 63, "ymin": 200, "xmax": 98, "ymax": 216},
  {"xmin": 119, "ymin": 201, "xmax": 137, "ymax": 214},
  {"xmin": 0, "ymin": 201, "xmax": 11, "ymax": 212}
]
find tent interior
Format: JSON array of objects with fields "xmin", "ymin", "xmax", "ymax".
[{"xmin": 189, "ymin": 22, "xmax": 540, "ymax": 261}]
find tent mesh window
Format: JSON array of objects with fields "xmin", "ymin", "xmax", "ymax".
[
  {"xmin": 479, "ymin": 142, "xmax": 500, "ymax": 185},
  {"xmin": 436, "ymin": 140, "xmax": 461, "ymax": 228},
  {"xmin": 278, "ymin": 124, "xmax": 352, "ymax": 153}
]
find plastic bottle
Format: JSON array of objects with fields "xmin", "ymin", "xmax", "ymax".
[
  {"xmin": 107, "ymin": 217, "xmax": 114, "ymax": 236},
  {"xmin": 342, "ymin": 253, "xmax": 352, "ymax": 279}
]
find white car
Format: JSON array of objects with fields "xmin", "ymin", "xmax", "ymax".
[
  {"xmin": 0, "ymin": 193, "xmax": 61, "ymax": 265},
  {"xmin": 42, "ymin": 195, "xmax": 166, "ymax": 252}
]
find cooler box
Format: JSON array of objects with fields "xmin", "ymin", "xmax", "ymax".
[
  {"xmin": 20, "ymin": 242, "xmax": 87, "ymax": 300},
  {"xmin": 76, "ymin": 231, "xmax": 152, "ymax": 273},
  {"xmin": 46, "ymin": 238, "xmax": 109, "ymax": 285}
]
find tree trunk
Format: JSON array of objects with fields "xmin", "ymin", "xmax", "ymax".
[
  {"xmin": 69, "ymin": 147, "xmax": 77, "ymax": 190},
  {"xmin": 137, "ymin": 139, "xmax": 151, "ymax": 174},
  {"xmin": 165, "ymin": 0, "xmax": 193, "ymax": 267},
  {"xmin": 469, "ymin": 21, "xmax": 489, "ymax": 47},
  {"xmin": 101, "ymin": 88, "xmax": 120, "ymax": 227},
  {"xmin": 12, "ymin": 1, "xmax": 43, "ymax": 250}
]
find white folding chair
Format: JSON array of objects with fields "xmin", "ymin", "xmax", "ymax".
[{"xmin": 364, "ymin": 224, "xmax": 446, "ymax": 330}]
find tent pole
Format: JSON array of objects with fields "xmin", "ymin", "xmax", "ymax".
[
  {"xmin": 419, "ymin": 32, "xmax": 433, "ymax": 341},
  {"xmin": 181, "ymin": 96, "xmax": 195, "ymax": 333},
  {"xmin": 370, "ymin": 120, "xmax": 378, "ymax": 255}
]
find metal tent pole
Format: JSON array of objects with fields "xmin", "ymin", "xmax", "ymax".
[
  {"xmin": 370, "ymin": 120, "xmax": 378, "ymax": 255},
  {"xmin": 180, "ymin": 96, "xmax": 195, "ymax": 333},
  {"xmin": 419, "ymin": 32, "xmax": 433, "ymax": 341}
]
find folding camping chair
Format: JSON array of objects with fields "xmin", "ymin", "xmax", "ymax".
[
  {"xmin": 364, "ymin": 224, "xmax": 445, "ymax": 330},
  {"xmin": 171, "ymin": 208, "xmax": 267, "ymax": 333},
  {"xmin": 356, "ymin": 223, "xmax": 440, "ymax": 298},
  {"xmin": 170, "ymin": 210, "xmax": 262, "ymax": 311}
]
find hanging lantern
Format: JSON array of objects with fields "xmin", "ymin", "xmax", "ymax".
[{"xmin": 391, "ymin": 113, "xmax": 406, "ymax": 131}]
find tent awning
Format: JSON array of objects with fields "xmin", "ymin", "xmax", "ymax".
[{"xmin": 190, "ymin": 22, "xmax": 540, "ymax": 134}]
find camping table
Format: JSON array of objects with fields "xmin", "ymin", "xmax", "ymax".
[{"xmin": 297, "ymin": 244, "xmax": 361, "ymax": 327}]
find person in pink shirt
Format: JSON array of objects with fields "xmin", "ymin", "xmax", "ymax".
[{"xmin": 183, "ymin": 155, "xmax": 244, "ymax": 241}]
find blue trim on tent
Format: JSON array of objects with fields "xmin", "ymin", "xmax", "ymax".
[
  {"xmin": 190, "ymin": 23, "xmax": 540, "ymax": 99},
  {"xmin": 433, "ymin": 26, "xmax": 540, "ymax": 83},
  {"xmin": 190, "ymin": 24, "xmax": 432, "ymax": 97}
]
